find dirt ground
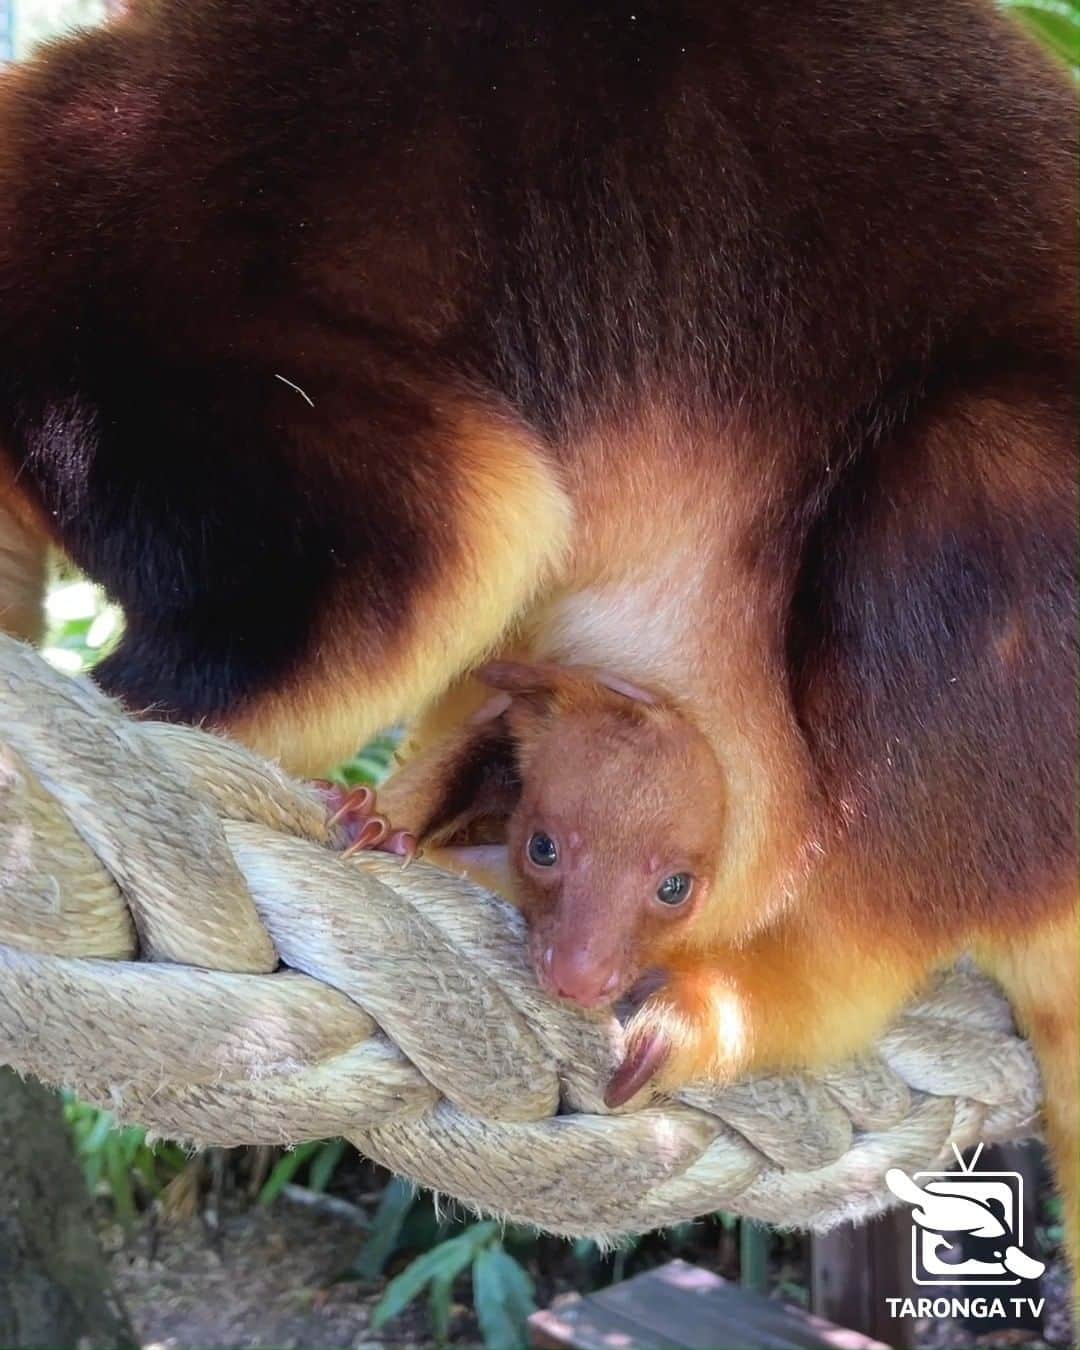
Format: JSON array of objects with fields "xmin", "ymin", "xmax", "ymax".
[
  {"xmin": 106, "ymin": 1197, "xmax": 446, "ymax": 1350},
  {"xmin": 104, "ymin": 1194, "xmax": 1074, "ymax": 1350}
]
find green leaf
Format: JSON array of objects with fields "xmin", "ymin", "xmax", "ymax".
[
  {"xmin": 1001, "ymin": 0, "xmax": 1080, "ymax": 68},
  {"xmin": 332, "ymin": 732, "xmax": 402, "ymax": 787},
  {"xmin": 428, "ymin": 1268, "xmax": 457, "ymax": 1345},
  {"xmin": 473, "ymin": 1246, "xmax": 536, "ymax": 1350},
  {"xmin": 106, "ymin": 1141, "xmax": 137, "ymax": 1229},
  {"xmin": 81, "ymin": 1109, "xmax": 116, "ymax": 1156},
  {"xmin": 257, "ymin": 1141, "xmax": 323, "ymax": 1206},
  {"xmin": 372, "ymin": 1222, "xmax": 499, "ymax": 1330},
  {"xmin": 55, "ymin": 617, "xmax": 94, "ymax": 642},
  {"xmin": 351, "ymin": 1177, "xmax": 419, "ymax": 1281},
  {"xmin": 400, "ymin": 1196, "xmax": 446, "ymax": 1252},
  {"xmin": 132, "ymin": 1150, "xmax": 161, "ymax": 1194},
  {"xmin": 502, "ymin": 1225, "xmax": 542, "ymax": 1261},
  {"xmin": 308, "ymin": 1138, "xmax": 348, "ymax": 1193},
  {"xmin": 1020, "ymin": 9, "xmax": 1080, "ymax": 63},
  {"xmin": 156, "ymin": 1142, "xmax": 190, "ymax": 1173}
]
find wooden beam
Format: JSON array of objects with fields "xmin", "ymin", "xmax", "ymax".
[
  {"xmin": 811, "ymin": 1208, "xmax": 916, "ymax": 1348},
  {"xmin": 531, "ymin": 1258, "xmax": 891, "ymax": 1349}
]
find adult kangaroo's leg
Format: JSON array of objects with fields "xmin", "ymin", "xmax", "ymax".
[
  {"xmin": 0, "ymin": 457, "xmax": 47, "ymax": 644},
  {"xmin": 980, "ymin": 912, "xmax": 1080, "ymax": 1278},
  {"xmin": 210, "ymin": 401, "xmax": 572, "ymax": 774},
  {"xmin": 7, "ymin": 365, "xmax": 570, "ymax": 775}
]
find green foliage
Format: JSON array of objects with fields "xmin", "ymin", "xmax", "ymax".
[
  {"xmin": 373, "ymin": 1223, "xmax": 497, "ymax": 1330},
  {"xmin": 473, "ymin": 1245, "xmax": 538, "ymax": 1350},
  {"xmin": 355, "ymin": 1193, "xmax": 548, "ymax": 1345},
  {"xmin": 256, "ymin": 1139, "xmax": 350, "ymax": 1206},
  {"xmin": 64, "ymin": 1097, "xmax": 186, "ymax": 1229},
  {"xmin": 325, "ymin": 734, "xmax": 401, "ymax": 790},
  {"xmin": 350, "ymin": 1177, "xmax": 418, "ymax": 1280},
  {"xmin": 42, "ymin": 574, "xmax": 122, "ymax": 675},
  {"xmin": 353, "ymin": 1194, "xmax": 752, "ymax": 1345},
  {"xmin": 369, "ymin": 1220, "xmax": 537, "ymax": 1349},
  {"xmin": 1002, "ymin": 0, "xmax": 1080, "ymax": 72},
  {"xmin": 1038, "ymin": 1191, "xmax": 1065, "ymax": 1248}
]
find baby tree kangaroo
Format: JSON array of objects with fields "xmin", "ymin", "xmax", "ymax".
[{"xmin": 369, "ymin": 661, "xmax": 1079, "ymax": 1266}]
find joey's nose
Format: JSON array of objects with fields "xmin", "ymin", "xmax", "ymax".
[{"xmin": 541, "ymin": 946, "xmax": 622, "ymax": 1007}]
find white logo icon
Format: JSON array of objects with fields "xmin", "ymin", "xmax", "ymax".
[{"xmin": 886, "ymin": 1144, "xmax": 1046, "ymax": 1287}]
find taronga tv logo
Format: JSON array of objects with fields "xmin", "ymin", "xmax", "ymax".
[
  {"xmin": 886, "ymin": 1143, "xmax": 1044, "ymax": 1285},
  {"xmin": 883, "ymin": 1144, "xmax": 1046, "ymax": 1325}
]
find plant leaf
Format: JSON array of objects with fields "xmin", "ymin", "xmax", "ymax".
[
  {"xmin": 372, "ymin": 1222, "xmax": 498, "ymax": 1329},
  {"xmin": 351, "ymin": 1177, "xmax": 418, "ymax": 1281},
  {"xmin": 1000, "ymin": 0, "xmax": 1080, "ymax": 69},
  {"xmin": 428, "ymin": 1269, "xmax": 456, "ymax": 1345},
  {"xmin": 257, "ymin": 1141, "xmax": 323, "ymax": 1206},
  {"xmin": 308, "ymin": 1138, "xmax": 348, "ymax": 1194},
  {"xmin": 106, "ymin": 1142, "xmax": 137, "ymax": 1229},
  {"xmin": 473, "ymin": 1245, "xmax": 537, "ymax": 1350}
]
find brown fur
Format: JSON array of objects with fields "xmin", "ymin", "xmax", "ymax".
[
  {"xmin": 225, "ymin": 408, "xmax": 571, "ymax": 773},
  {"xmin": 419, "ymin": 663, "xmax": 732, "ymax": 998},
  {"xmin": 0, "ymin": 0, "xmax": 1074, "ymax": 1269}
]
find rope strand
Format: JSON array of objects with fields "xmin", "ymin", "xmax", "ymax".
[{"xmin": 0, "ymin": 636, "xmax": 1042, "ymax": 1239}]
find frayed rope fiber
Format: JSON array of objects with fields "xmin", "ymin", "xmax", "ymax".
[{"xmin": 0, "ymin": 635, "xmax": 1042, "ymax": 1238}]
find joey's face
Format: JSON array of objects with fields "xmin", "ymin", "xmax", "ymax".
[{"xmin": 508, "ymin": 707, "xmax": 725, "ymax": 1008}]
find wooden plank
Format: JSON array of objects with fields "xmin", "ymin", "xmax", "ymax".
[
  {"xmin": 741, "ymin": 1221, "xmax": 771, "ymax": 1295},
  {"xmin": 530, "ymin": 1260, "xmax": 893, "ymax": 1350},
  {"xmin": 529, "ymin": 1294, "xmax": 583, "ymax": 1350},
  {"xmin": 529, "ymin": 1289, "xmax": 681, "ymax": 1350},
  {"xmin": 596, "ymin": 1263, "xmax": 838, "ymax": 1349},
  {"xmin": 812, "ymin": 1208, "xmax": 914, "ymax": 1349}
]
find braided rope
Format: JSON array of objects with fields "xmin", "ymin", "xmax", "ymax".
[{"xmin": 0, "ymin": 636, "xmax": 1042, "ymax": 1238}]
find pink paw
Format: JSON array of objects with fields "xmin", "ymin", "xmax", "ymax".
[{"xmin": 315, "ymin": 783, "xmax": 418, "ymax": 863}]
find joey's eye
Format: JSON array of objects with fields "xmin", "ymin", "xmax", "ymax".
[
  {"xmin": 656, "ymin": 873, "xmax": 693, "ymax": 906},
  {"xmin": 527, "ymin": 832, "xmax": 559, "ymax": 867}
]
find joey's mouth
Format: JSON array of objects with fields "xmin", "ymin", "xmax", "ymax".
[
  {"xmin": 553, "ymin": 974, "xmax": 624, "ymax": 1009},
  {"xmin": 530, "ymin": 939, "xmax": 634, "ymax": 1008},
  {"xmin": 543, "ymin": 977, "xmax": 625, "ymax": 1010}
]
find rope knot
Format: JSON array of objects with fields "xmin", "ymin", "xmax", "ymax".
[{"xmin": 0, "ymin": 636, "xmax": 1041, "ymax": 1238}]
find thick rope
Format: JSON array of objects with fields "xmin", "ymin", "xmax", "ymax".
[{"xmin": 0, "ymin": 636, "xmax": 1042, "ymax": 1239}]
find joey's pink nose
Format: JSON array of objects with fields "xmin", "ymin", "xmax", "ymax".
[{"xmin": 541, "ymin": 946, "xmax": 622, "ymax": 1007}]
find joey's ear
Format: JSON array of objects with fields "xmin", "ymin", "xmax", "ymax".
[
  {"xmin": 475, "ymin": 660, "xmax": 565, "ymax": 697},
  {"xmin": 477, "ymin": 660, "xmax": 659, "ymax": 707},
  {"xmin": 473, "ymin": 663, "xmax": 567, "ymax": 770},
  {"xmin": 589, "ymin": 671, "xmax": 659, "ymax": 705},
  {"xmin": 469, "ymin": 690, "xmax": 515, "ymax": 725},
  {"xmin": 474, "ymin": 663, "xmax": 563, "ymax": 752}
]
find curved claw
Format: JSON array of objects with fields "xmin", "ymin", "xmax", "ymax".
[
  {"xmin": 380, "ymin": 828, "xmax": 420, "ymax": 866},
  {"xmin": 319, "ymin": 782, "xmax": 418, "ymax": 864},
  {"xmin": 604, "ymin": 1030, "xmax": 671, "ymax": 1109},
  {"xmin": 341, "ymin": 814, "xmax": 391, "ymax": 856},
  {"xmin": 327, "ymin": 785, "xmax": 376, "ymax": 828}
]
